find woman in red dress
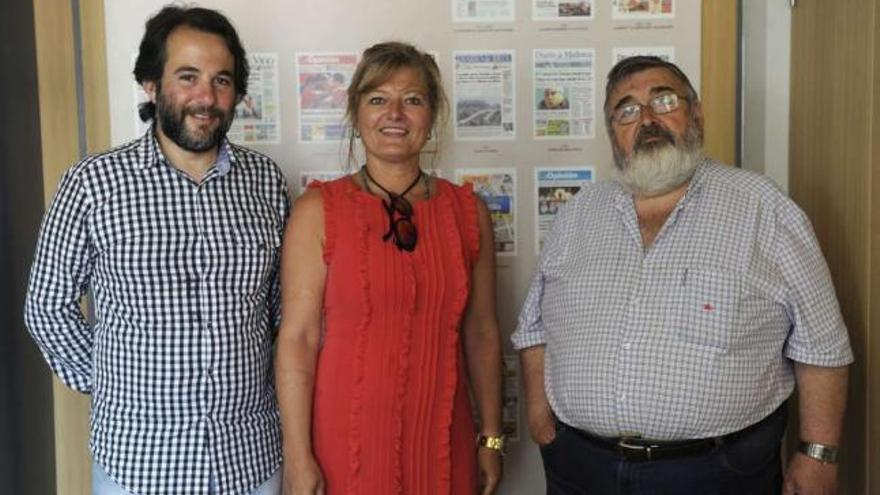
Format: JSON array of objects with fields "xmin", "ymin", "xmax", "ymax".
[{"xmin": 276, "ymin": 42, "xmax": 504, "ymax": 495}]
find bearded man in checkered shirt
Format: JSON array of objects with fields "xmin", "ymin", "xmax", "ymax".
[
  {"xmin": 25, "ymin": 6, "xmax": 289, "ymax": 495},
  {"xmin": 513, "ymin": 56, "xmax": 853, "ymax": 495}
]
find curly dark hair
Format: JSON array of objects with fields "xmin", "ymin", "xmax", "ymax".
[{"xmin": 133, "ymin": 5, "xmax": 249, "ymax": 122}]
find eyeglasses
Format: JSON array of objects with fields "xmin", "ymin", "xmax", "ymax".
[
  {"xmin": 613, "ymin": 93, "xmax": 686, "ymax": 125},
  {"xmin": 362, "ymin": 166, "xmax": 421, "ymax": 252},
  {"xmin": 381, "ymin": 195, "xmax": 418, "ymax": 252}
]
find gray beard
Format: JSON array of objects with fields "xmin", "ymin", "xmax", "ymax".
[{"xmin": 613, "ymin": 126, "xmax": 703, "ymax": 197}]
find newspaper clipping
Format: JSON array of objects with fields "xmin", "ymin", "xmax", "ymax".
[
  {"xmin": 502, "ymin": 355, "xmax": 520, "ymax": 441},
  {"xmin": 228, "ymin": 53, "xmax": 280, "ymax": 144},
  {"xmin": 454, "ymin": 51, "xmax": 516, "ymax": 141},
  {"xmin": 535, "ymin": 167, "xmax": 594, "ymax": 253},
  {"xmin": 612, "ymin": 0, "xmax": 674, "ymax": 20},
  {"xmin": 455, "ymin": 168, "xmax": 517, "ymax": 256},
  {"xmin": 612, "ymin": 46, "xmax": 675, "ymax": 63},
  {"xmin": 533, "ymin": 49, "xmax": 595, "ymax": 139},
  {"xmin": 296, "ymin": 53, "xmax": 357, "ymax": 143},
  {"xmin": 452, "ymin": 0, "xmax": 515, "ymax": 22},
  {"xmin": 298, "ymin": 170, "xmax": 346, "ymax": 195},
  {"xmin": 533, "ymin": 0, "xmax": 592, "ymax": 20}
]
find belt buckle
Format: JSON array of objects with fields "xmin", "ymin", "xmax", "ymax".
[{"xmin": 617, "ymin": 436, "xmax": 652, "ymax": 461}]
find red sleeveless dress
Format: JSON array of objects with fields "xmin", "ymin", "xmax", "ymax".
[{"xmin": 310, "ymin": 176, "xmax": 481, "ymax": 495}]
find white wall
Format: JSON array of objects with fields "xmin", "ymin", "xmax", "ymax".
[{"xmin": 741, "ymin": 0, "xmax": 791, "ymax": 192}]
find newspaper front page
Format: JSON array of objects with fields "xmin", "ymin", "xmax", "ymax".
[
  {"xmin": 296, "ymin": 53, "xmax": 357, "ymax": 143},
  {"xmin": 455, "ymin": 168, "xmax": 517, "ymax": 256},
  {"xmin": 534, "ymin": 167, "xmax": 594, "ymax": 253},
  {"xmin": 612, "ymin": 46, "xmax": 675, "ymax": 63},
  {"xmin": 611, "ymin": 0, "xmax": 674, "ymax": 20},
  {"xmin": 453, "ymin": 0, "xmax": 515, "ymax": 22},
  {"xmin": 533, "ymin": 0, "xmax": 592, "ymax": 20},
  {"xmin": 228, "ymin": 53, "xmax": 280, "ymax": 144},
  {"xmin": 533, "ymin": 49, "xmax": 595, "ymax": 139},
  {"xmin": 454, "ymin": 51, "xmax": 517, "ymax": 141}
]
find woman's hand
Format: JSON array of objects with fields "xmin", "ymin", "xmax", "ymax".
[
  {"xmin": 477, "ymin": 447, "xmax": 502, "ymax": 495},
  {"xmin": 282, "ymin": 457, "xmax": 325, "ymax": 495}
]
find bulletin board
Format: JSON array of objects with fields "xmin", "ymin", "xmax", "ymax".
[{"xmin": 103, "ymin": 1, "xmax": 700, "ymax": 491}]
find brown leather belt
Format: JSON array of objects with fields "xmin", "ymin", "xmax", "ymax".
[{"xmin": 567, "ymin": 404, "xmax": 785, "ymax": 462}]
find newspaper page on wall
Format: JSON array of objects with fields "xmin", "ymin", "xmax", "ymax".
[
  {"xmin": 452, "ymin": 0, "xmax": 515, "ymax": 22},
  {"xmin": 296, "ymin": 53, "xmax": 357, "ymax": 143},
  {"xmin": 502, "ymin": 355, "xmax": 520, "ymax": 442},
  {"xmin": 535, "ymin": 167, "xmax": 594, "ymax": 254},
  {"xmin": 533, "ymin": 0, "xmax": 592, "ymax": 20},
  {"xmin": 455, "ymin": 168, "xmax": 517, "ymax": 256},
  {"xmin": 612, "ymin": 46, "xmax": 675, "ymax": 63},
  {"xmin": 298, "ymin": 170, "xmax": 347, "ymax": 195},
  {"xmin": 228, "ymin": 53, "xmax": 280, "ymax": 144},
  {"xmin": 533, "ymin": 49, "xmax": 595, "ymax": 139},
  {"xmin": 453, "ymin": 51, "xmax": 516, "ymax": 141},
  {"xmin": 611, "ymin": 0, "xmax": 674, "ymax": 20}
]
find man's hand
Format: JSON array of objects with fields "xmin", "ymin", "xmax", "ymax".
[
  {"xmin": 783, "ymin": 452, "xmax": 839, "ymax": 495},
  {"xmin": 478, "ymin": 447, "xmax": 502, "ymax": 495},
  {"xmin": 520, "ymin": 346, "xmax": 556, "ymax": 446},
  {"xmin": 527, "ymin": 400, "xmax": 556, "ymax": 446}
]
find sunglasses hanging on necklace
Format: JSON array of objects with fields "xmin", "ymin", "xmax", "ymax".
[{"xmin": 361, "ymin": 166, "xmax": 426, "ymax": 252}]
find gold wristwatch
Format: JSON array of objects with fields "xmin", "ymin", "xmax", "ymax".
[{"xmin": 476, "ymin": 433, "xmax": 507, "ymax": 455}]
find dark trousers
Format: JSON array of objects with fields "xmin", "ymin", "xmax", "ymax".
[{"xmin": 540, "ymin": 410, "xmax": 786, "ymax": 495}]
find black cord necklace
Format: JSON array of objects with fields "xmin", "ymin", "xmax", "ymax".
[{"xmin": 361, "ymin": 166, "xmax": 423, "ymax": 251}]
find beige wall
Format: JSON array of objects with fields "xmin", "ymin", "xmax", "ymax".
[
  {"xmin": 32, "ymin": 0, "xmax": 109, "ymax": 492},
  {"xmin": 790, "ymin": 0, "xmax": 878, "ymax": 493}
]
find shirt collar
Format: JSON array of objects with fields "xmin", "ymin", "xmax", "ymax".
[{"xmin": 133, "ymin": 125, "xmax": 235, "ymax": 176}]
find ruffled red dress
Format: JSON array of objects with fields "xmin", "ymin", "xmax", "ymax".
[{"xmin": 310, "ymin": 176, "xmax": 481, "ymax": 495}]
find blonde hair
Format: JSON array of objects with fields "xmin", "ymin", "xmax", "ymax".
[{"xmin": 344, "ymin": 41, "xmax": 449, "ymax": 169}]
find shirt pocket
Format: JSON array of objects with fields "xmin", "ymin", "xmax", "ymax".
[
  {"xmin": 232, "ymin": 221, "xmax": 282, "ymax": 296},
  {"xmin": 676, "ymin": 268, "xmax": 742, "ymax": 353}
]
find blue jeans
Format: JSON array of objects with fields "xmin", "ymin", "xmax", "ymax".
[
  {"xmin": 92, "ymin": 462, "xmax": 281, "ymax": 495},
  {"xmin": 540, "ymin": 409, "xmax": 786, "ymax": 495}
]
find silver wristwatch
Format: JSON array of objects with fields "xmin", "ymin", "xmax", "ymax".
[{"xmin": 798, "ymin": 442, "xmax": 840, "ymax": 464}]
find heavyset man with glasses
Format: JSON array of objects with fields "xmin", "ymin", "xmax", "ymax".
[{"xmin": 512, "ymin": 56, "xmax": 852, "ymax": 494}]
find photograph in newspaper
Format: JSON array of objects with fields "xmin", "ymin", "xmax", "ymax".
[
  {"xmin": 533, "ymin": 49, "xmax": 595, "ymax": 139},
  {"xmin": 533, "ymin": 0, "xmax": 592, "ymax": 20},
  {"xmin": 611, "ymin": 0, "xmax": 674, "ymax": 19},
  {"xmin": 454, "ymin": 51, "xmax": 516, "ymax": 141},
  {"xmin": 452, "ymin": 0, "xmax": 515, "ymax": 22},
  {"xmin": 455, "ymin": 168, "xmax": 517, "ymax": 255},
  {"xmin": 228, "ymin": 53, "xmax": 280, "ymax": 144},
  {"xmin": 502, "ymin": 355, "xmax": 520, "ymax": 441},
  {"xmin": 535, "ymin": 167, "xmax": 594, "ymax": 254},
  {"xmin": 612, "ymin": 46, "xmax": 675, "ymax": 64},
  {"xmin": 298, "ymin": 170, "xmax": 347, "ymax": 195},
  {"xmin": 296, "ymin": 53, "xmax": 357, "ymax": 143}
]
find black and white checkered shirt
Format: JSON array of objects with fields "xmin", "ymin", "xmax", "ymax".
[
  {"xmin": 25, "ymin": 129, "xmax": 290, "ymax": 495},
  {"xmin": 512, "ymin": 160, "xmax": 853, "ymax": 440}
]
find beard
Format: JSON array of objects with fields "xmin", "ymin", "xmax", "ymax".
[
  {"xmin": 612, "ymin": 120, "xmax": 703, "ymax": 197},
  {"xmin": 155, "ymin": 88, "xmax": 234, "ymax": 153}
]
